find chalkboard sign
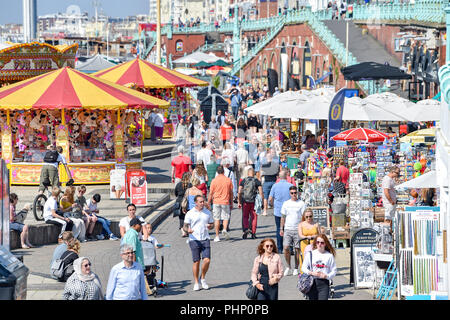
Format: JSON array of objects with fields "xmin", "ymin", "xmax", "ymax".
[
  {"xmin": 350, "ymin": 228, "xmax": 379, "ymax": 289},
  {"xmin": 310, "ymin": 206, "xmax": 329, "ymax": 230}
]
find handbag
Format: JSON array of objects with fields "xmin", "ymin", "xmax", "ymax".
[
  {"xmin": 297, "ymin": 251, "xmax": 314, "ymax": 294},
  {"xmin": 173, "ymin": 202, "xmax": 181, "ymax": 217},
  {"xmin": 181, "ymin": 189, "xmax": 189, "ymax": 213},
  {"xmin": 246, "ymin": 262, "xmax": 262, "ymax": 300}
]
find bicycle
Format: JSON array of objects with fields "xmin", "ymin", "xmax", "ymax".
[{"xmin": 33, "ymin": 178, "xmax": 74, "ymax": 221}]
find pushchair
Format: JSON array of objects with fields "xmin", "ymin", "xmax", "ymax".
[
  {"xmin": 142, "ymin": 241, "xmax": 170, "ymax": 297},
  {"xmin": 298, "ymin": 240, "xmax": 335, "ymax": 299}
]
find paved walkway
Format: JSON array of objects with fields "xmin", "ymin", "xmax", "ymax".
[{"xmin": 19, "ymin": 206, "xmax": 373, "ymax": 300}]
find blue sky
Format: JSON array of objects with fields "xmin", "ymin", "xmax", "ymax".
[{"xmin": 0, "ymin": 0, "xmax": 149, "ymax": 24}]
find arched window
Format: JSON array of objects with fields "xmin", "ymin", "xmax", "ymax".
[{"xmin": 175, "ymin": 40, "xmax": 183, "ymax": 52}]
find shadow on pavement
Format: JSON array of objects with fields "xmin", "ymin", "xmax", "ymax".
[
  {"xmin": 210, "ymin": 281, "xmax": 248, "ymax": 290},
  {"xmin": 153, "ymin": 280, "xmax": 191, "ymax": 297}
]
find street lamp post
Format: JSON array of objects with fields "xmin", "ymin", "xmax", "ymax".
[{"xmin": 156, "ymin": 0, "xmax": 161, "ymax": 65}]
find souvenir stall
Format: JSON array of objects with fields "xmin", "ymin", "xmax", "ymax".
[
  {"xmin": 92, "ymin": 57, "xmax": 208, "ymax": 139},
  {"xmin": 0, "ymin": 67, "xmax": 169, "ymax": 185},
  {"xmin": 395, "ymin": 172, "xmax": 447, "ymax": 299}
]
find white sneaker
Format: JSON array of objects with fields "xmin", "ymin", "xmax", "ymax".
[
  {"xmin": 293, "ymin": 269, "xmax": 299, "ymax": 276},
  {"xmin": 214, "ymin": 236, "xmax": 220, "ymax": 242},
  {"xmin": 96, "ymin": 234, "xmax": 105, "ymax": 240},
  {"xmin": 222, "ymin": 230, "xmax": 230, "ymax": 240},
  {"xmin": 193, "ymin": 283, "xmax": 200, "ymax": 291},
  {"xmin": 284, "ymin": 268, "xmax": 291, "ymax": 276},
  {"xmin": 201, "ymin": 279, "xmax": 209, "ymax": 290}
]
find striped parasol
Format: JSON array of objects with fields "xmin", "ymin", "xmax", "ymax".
[
  {"xmin": 0, "ymin": 67, "xmax": 169, "ymax": 110},
  {"xmin": 331, "ymin": 127, "xmax": 389, "ymax": 143},
  {"xmin": 92, "ymin": 57, "xmax": 208, "ymax": 88}
]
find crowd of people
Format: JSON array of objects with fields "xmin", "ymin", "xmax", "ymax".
[{"xmin": 169, "ymin": 82, "xmax": 338, "ymax": 300}]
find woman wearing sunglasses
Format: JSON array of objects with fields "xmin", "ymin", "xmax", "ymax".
[
  {"xmin": 301, "ymin": 234, "xmax": 337, "ymax": 300},
  {"xmin": 63, "ymin": 257, "xmax": 104, "ymax": 300},
  {"xmin": 250, "ymin": 238, "xmax": 284, "ymax": 300},
  {"xmin": 298, "ymin": 208, "xmax": 320, "ymax": 270}
]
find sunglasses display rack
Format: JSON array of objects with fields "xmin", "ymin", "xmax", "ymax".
[
  {"xmin": 375, "ymin": 149, "xmax": 394, "ymax": 199},
  {"xmin": 349, "ymin": 173, "xmax": 373, "ymax": 230}
]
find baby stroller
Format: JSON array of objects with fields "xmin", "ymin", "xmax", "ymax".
[
  {"xmin": 299, "ymin": 241, "xmax": 335, "ymax": 299},
  {"xmin": 142, "ymin": 241, "xmax": 170, "ymax": 297}
]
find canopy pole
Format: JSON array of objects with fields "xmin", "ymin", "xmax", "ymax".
[
  {"xmin": 140, "ymin": 108, "xmax": 144, "ymax": 160},
  {"xmin": 117, "ymin": 109, "xmax": 121, "ymax": 125},
  {"xmin": 61, "ymin": 109, "xmax": 65, "ymax": 126},
  {"xmin": 6, "ymin": 110, "xmax": 10, "ymax": 126}
]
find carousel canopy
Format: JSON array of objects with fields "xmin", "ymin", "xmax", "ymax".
[
  {"xmin": 0, "ymin": 67, "xmax": 169, "ymax": 110},
  {"xmin": 92, "ymin": 57, "xmax": 208, "ymax": 88},
  {"xmin": 75, "ymin": 54, "xmax": 117, "ymax": 74}
]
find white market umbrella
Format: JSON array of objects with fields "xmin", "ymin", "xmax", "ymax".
[
  {"xmin": 173, "ymin": 51, "xmax": 221, "ymax": 64},
  {"xmin": 395, "ymin": 170, "xmax": 437, "ymax": 190},
  {"xmin": 246, "ymin": 88, "xmax": 409, "ymax": 121},
  {"xmin": 361, "ymin": 92, "xmax": 439, "ymax": 122}
]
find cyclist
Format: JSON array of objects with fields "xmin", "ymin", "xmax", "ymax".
[{"xmin": 39, "ymin": 145, "xmax": 74, "ymax": 194}]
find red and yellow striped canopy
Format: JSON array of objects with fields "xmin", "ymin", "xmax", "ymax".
[
  {"xmin": 93, "ymin": 57, "xmax": 208, "ymax": 88},
  {"xmin": 0, "ymin": 67, "xmax": 169, "ymax": 110}
]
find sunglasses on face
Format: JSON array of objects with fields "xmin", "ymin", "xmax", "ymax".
[
  {"xmin": 82, "ymin": 263, "xmax": 91, "ymax": 267},
  {"xmin": 305, "ymin": 216, "xmax": 313, "ymax": 218},
  {"xmin": 265, "ymin": 244, "xmax": 273, "ymax": 248},
  {"xmin": 316, "ymin": 241, "xmax": 325, "ymax": 244},
  {"xmin": 122, "ymin": 251, "xmax": 136, "ymax": 255},
  {"xmin": 290, "ymin": 192, "xmax": 297, "ymax": 194}
]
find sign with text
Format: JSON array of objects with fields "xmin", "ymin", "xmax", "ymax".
[
  {"xmin": 110, "ymin": 169, "xmax": 126, "ymax": 200},
  {"xmin": 350, "ymin": 228, "xmax": 378, "ymax": 289},
  {"xmin": 127, "ymin": 169, "xmax": 148, "ymax": 206},
  {"xmin": 310, "ymin": 206, "xmax": 329, "ymax": 230}
]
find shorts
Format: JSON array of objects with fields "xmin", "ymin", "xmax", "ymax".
[
  {"xmin": 189, "ymin": 239, "xmax": 211, "ymax": 262},
  {"xmin": 384, "ymin": 203, "xmax": 396, "ymax": 220},
  {"xmin": 283, "ymin": 229, "xmax": 300, "ymax": 248},
  {"xmin": 154, "ymin": 126, "xmax": 164, "ymax": 138},
  {"xmin": 10, "ymin": 222, "xmax": 25, "ymax": 233},
  {"xmin": 263, "ymin": 181, "xmax": 275, "ymax": 199},
  {"xmin": 213, "ymin": 204, "xmax": 231, "ymax": 220}
]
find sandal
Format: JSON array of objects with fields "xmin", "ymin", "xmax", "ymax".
[{"xmin": 21, "ymin": 245, "xmax": 30, "ymax": 249}]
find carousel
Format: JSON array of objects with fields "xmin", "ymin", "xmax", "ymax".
[
  {"xmin": 0, "ymin": 41, "xmax": 78, "ymax": 84},
  {"xmin": 0, "ymin": 67, "xmax": 169, "ymax": 185},
  {"xmin": 92, "ymin": 57, "xmax": 208, "ymax": 138}
]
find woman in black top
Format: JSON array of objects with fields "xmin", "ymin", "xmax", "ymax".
[
  {"xmin": 248, "ymin": 114, "xmax": 259, "ymax": 133},
  {"xmin": 174, "ymin": 172, "xmax": 192, "ymax": 237},
  {"xmin": 58, "ymin": 239, "xmax": 80, "ymax": 282}
]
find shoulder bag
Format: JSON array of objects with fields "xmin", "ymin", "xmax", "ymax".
[
  {"xmin": 297, "ymin": 251, "xmax": 315, "ymax": 294},
  {"xmin": 246, "ymin": 261, "xmax": 262, "ymax": 300},
  {"xmin": 181, "ymin": 188, "xmax": 189, "ymax": 213}
]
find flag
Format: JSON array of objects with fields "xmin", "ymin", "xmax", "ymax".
[{"xmin": 328, "ymin": 88, "xmax": 347, "ymax": 148}]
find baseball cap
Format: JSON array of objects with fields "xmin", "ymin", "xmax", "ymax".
[{"xmin": 130, "ymin": 217, "xmax": 143, "ymax": 227}]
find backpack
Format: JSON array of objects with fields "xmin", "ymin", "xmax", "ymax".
[
  {"xmin": 50, "ymin": 251, "xmax": 76, "ymax": 281},
  {"xmin": 44, "ymin": 150, "xmax": 59, "ymax": 163},
  {"xmin": 242, "ymin": 177, "xmax": 258, "ymax": 203}
]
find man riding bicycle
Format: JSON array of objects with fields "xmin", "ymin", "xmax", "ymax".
[{"xmin": 39, "ymin": 145, "xmax": 74, "ymax": 194}]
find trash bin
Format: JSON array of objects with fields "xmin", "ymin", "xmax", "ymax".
[{"xmin": 0, "ymin": 246, "xmax": 29, "ymax": 300}]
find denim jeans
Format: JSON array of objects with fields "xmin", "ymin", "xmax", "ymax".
[
  {"xmin": 96, "ymin": 216, "xmax": 113, "ymax": 236},
  {"xmin": 274, "ymin": 216, "xmax": 283, "ymax": 253}
]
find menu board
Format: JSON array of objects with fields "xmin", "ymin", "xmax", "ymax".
[{"xmin": 310, "ymin": 206, "xmax": 329, "ymax": 230}]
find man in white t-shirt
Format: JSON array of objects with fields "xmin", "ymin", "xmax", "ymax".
[
  {"xmin": 382, "ymin": 166, "xmax": 400, "ymax": 227},
  {"xmin": 44, "ymin": 187, "xmax": 74, "ymax": 239},
  {"xmin": 235, "ymin": 142, "xmax": 249, "ymax": 182},
  {"xmin": 196, "ymin": 141, "xmax": 213, "ymax": 166},
  {"xmin": 119, "ymin": 203, "xmax": 148, "ymax": 239},
  {"xmin": 280, "ymin": 185, "xmax": 306, "ymax": 276},
  {"xmin": 183, "ymin": 195, "xmax": 214, "ymax": 291}
]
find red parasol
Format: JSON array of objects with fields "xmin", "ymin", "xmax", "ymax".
[
  {"xmin": 331, "ymin": 127, "xmax": 389, "ymax": 143},
  {"xmin": 207, "ymin": 65, "xmax": 225, "ymax": 71}
]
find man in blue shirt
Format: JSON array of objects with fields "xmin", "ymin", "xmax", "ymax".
[
  {"xmin": 106, "ymin": 243, "xmax": 147, "ymax": 300},
  {"xmin": 268, "ymin": 170, "xmax": 293, "ymax": 253}
]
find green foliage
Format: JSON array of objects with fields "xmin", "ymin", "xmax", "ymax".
[{"xmin": 212, "ymin": 76, "xmax": 221, "ymax": 89}]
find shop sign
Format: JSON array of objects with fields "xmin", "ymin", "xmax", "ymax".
[
  {"xmin": 110, "ymin": 169, "xmax": 126, "ymax": 199},
  {"xmin": 114, "ymin": 125, "xmax": 124, "ymax": 163},
  {"xmin": 310, "ymin": 206, "xmax": 329, "ymax": 230},
  {"xmin": 1, "ymin": 126, "xmax": 12, "ymax": 165},
  {"xmin": 127, "ymin": 169, "xmax": 148, "ymax": 206},
  {"xmin": 0, "ymin": 58, "xmax": 57, "ymax": 71},
  {"xmin": 350, "ymin": 228, "xmax": 378, "ymax": 289}
]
